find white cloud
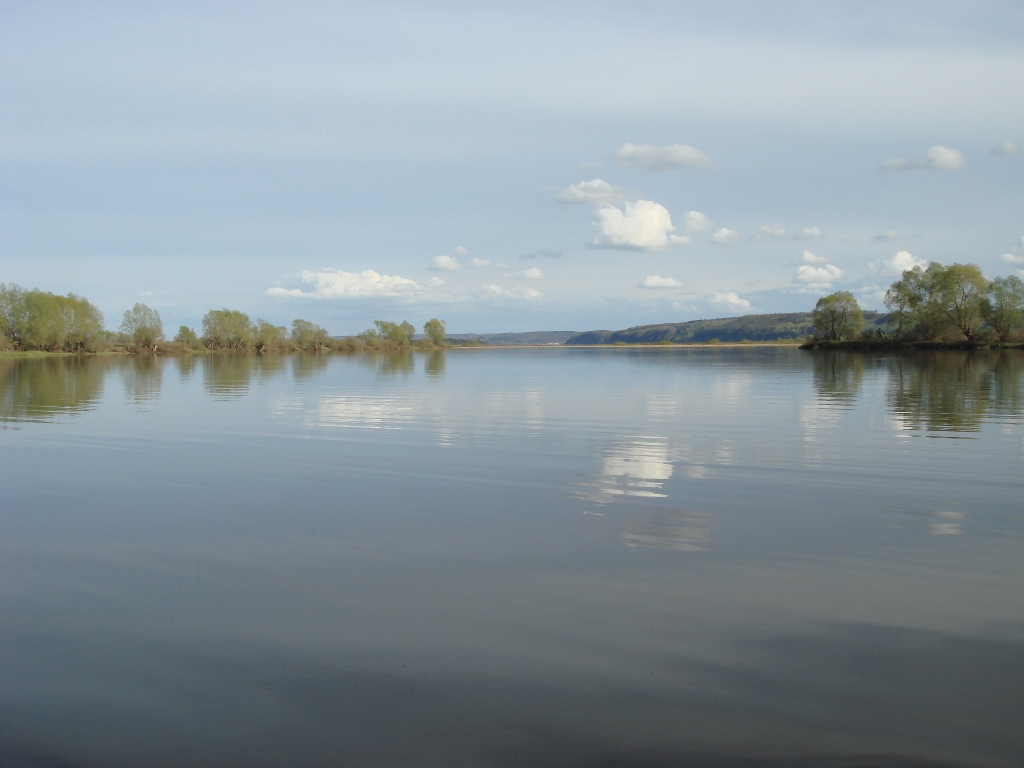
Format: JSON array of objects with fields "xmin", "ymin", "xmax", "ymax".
[
  {"xmin": 682, "ymin": 210, "xmax": 713, "ymax": 234},
  {"xmin": 453, "ymin": 246, "xmax": 468, "ymax": 255},
  {"xmin": 869, "ymin": 250, "xmax": 928, "ymax": 277},
  {"xmin": 430, "ymin": 254, "xmax": 460, "ymax": 271},
  {"xmin": 872, "ymin": 230, "xmax": 901, "ymax": 241},
  {"xmin": 991, "ymin": 140, "xmax": 1020, "ymax": 156},
  {"xmin": 756, "ymin": 224, "xmax": 787, "ymax": 239},
  {"xmin": 797, "ymin": 226, "xmax": 823, "ymax": 239},
  {"xmin": 482, "ymin": 284, "xmax": 542, "ymax": 300},
  {"xmin": 802, "ymin": 250, "xmax": 828, "ymax": 264},
  {"xmin": 1001, "ymin": 253, "xmax": 1024, "ymax": 265},
  {"xmin": 711, "ymin": 227, "xmax": 742, "ymax": 245},
  {"xmin": 712, "ymin": 291, "xmax": 752, "ymax": 310},
  {"xmin": 795, "ymin": 263, "xmax": 844, "ymax": 289},
  {"xmin": 615, "ymin": 143, "xmax": 712, "ymax": 170},
  {"xmin": 523, "ymin": 267, "xmax": 544, "ymax": 279},
  {"xmin": 640, "ymin": 275, "xmax": 681, "ymax": 289},
  {"xmin": 426, "ymin": 276, "xmax": 445, "ymax": 287},
  {"xmin": 266, "ymin": 269, "xmax": 420, "ymax": 299},
  {"xmin": 591, "ymin": 200, "xmax": 690, "ymax": 250},
  {"xmin": 556, "ymin": 178, "xmax": 625, "ymax": 205},
  {"xmin": 470, "ymin": 258, "xmax": 491, "ymax": 267},
  {"xmin": 880, "ymin": 145, "xmax": 966, "ymax": 171}
]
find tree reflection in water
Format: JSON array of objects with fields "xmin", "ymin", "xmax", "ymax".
[
  {"xmin": 120, "ymin": 355, "xmax": 162, "ymax": 406},
  {"xmin": 0, "ymin": 357, "xmax": 106, "ymax": 422},
  {"xmin": 290, "ymin": 353, "xmax": 327, "ymax": 383},
  {"xmin": 886, "ymin": 352, "xmax": 1024, "ymax": 433},
  {"xmin": 812, "ymin": 351, "xmax": 865, "ymax": 404},
  {"xmin": 424, "ymin": 350, "xmax": 446, "ymax": 380},
  {"xmin": 202, "ymin": 354, "xmax": 255, "ymax": 399}
]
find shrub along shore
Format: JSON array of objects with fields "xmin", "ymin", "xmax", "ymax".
[{"xmin": 0, "ymin": 283, "xmax": 449, "ymax": 355}]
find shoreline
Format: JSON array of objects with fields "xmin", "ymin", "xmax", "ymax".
[{"xmin": 800, "ymin": 340, "xmax": 1024, "ymax": 351}]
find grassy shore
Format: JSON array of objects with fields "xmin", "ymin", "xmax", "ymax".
[{"xmin": 800, "ymin": 339, "xmax": 1024, "ymax": 351}]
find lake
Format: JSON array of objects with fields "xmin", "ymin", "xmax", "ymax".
[{"xmin": 1, "ymin": 348, "xmax": 1022, "ymax": 767}]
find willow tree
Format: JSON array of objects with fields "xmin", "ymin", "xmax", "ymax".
[
  {"xmin": 291, "ymin": 319, "xmax": 329, "ymax": 351},
  {"xmin": 120, "ymin": 303, "xmax": 164, "ymax": 351},
  {"xmin": 933, "ymin": 263, "xmax": 988, "ymax": 341},
  {"xmin": 253, "ymin": 319, "xmax": 288, "ymax": 352},
  {"xmin": 423, "ymin": 318, "xmax": 446, "ymax": 346},
  {"xmin": 984, "ymin": 275, "xmax": 1024, "ymax": 342},
  {"xmin": 202, "ymin": 309, "xmax": 253, "ymax": 350},
  {"xmin": 812, "ymin": 291, "xmax": 864, "ymax": 341}
]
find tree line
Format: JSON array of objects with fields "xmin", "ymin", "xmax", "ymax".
[
  {"xmin": 1, "ymin": 283, "xmax": 448, "ymax": 353},
  {"xmin": 812, "ymin": 262, "xmax": 1024, "ymax": 343}
]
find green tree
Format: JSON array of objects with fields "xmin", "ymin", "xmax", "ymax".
[
  {"xmin": 932, "ymin": 263, "xmax": 988, "ymax": 341},
  {"xmin": 253, "ymin": 319, "xmax": 287, "ymax": 352},
  {"xmin": 372, "ymin": 320, "xmax": 416, "ymax": 347},
  {"xmin": 883, "ymin": 277, "xmax": 918, "ymax": 339},
  {"xmin": 119, "ymin": 303, "xmax": 163, "ymax": 351},
  {"xmin": 423, "ymin": 318, "xmax": 446, "ymax": 346},
  {"xmin": 202, "ymin": 309, "xmax": 253, "ymax": 350},
  {"xmin": 0, "ymin": 283, "xmax": 28, "ymax": 347},
  {"xmin": 812, "ymin": 291, "xmax": 864, "ymax": 341},
  {"xmin": 174, "ymin": 325, "xmax": 199, "ymax": 347},
  {"xmin": 291, "ymin": 318, "xmax": 329, "ymax": 351},
  {"xmin": 984, "ymin": 275, "xmax": 1024, "ymax": 342}
]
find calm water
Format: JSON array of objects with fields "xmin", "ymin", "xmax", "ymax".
[{"xmin": 1, "ymin": 348, "xmax": 1022, "ymax": 768}]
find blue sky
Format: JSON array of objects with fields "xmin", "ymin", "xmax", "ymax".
[{"xmin": 2, "ymin": 1, "xmax": 1022, "ymax": 334}]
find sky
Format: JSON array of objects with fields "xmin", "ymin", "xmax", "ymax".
[{"xmin": 2, "ymin": 0, "xmax": 1023, "ymax": 335}]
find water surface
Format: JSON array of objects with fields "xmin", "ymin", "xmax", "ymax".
[{"xmin": 1, "ymin": 348, "xmax": 1022, "ymax": 767}]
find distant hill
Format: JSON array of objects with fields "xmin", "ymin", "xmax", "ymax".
[
  {"xmin": 445, "ymin": 331, "xmax": 579, "ymax": 346},
  {"xmin": 565, "ymin": 312, "xmax": 889, "ymax": 345}
]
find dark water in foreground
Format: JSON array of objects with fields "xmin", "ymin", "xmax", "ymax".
[{"xmin": 1, "ymin": 348, "xmax": 1022, "ymax": 768}]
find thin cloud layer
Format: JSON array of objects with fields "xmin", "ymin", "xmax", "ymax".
[
  {"xmin": 266, "ymin": 269, "xmax": 419, "ymax": 299},
  {"xmin": 482, "ymin": 284, "xmax": 542, "ymax": 300},
  {"xmin": 615, "ymin": 143, "xmax": 712, "ymax": 170},
  {"xmin": 557, "ymin": 179, "xmax": 625, "ymax": 205},
  {"xmin": 592, "ymin": 200, "xmax": 690, "ymax": 251},
  {"xmin": 640, "ymin": 275, "xmax": 681, "ymax": 289},
  {"xmin": 880, "ymin": 145, "xmax": 966, "ymax": 171},
  {"xmin": 802, "ymin": 250, "xmax": 827, "ymax": 265},
  {"xmin": 872, "ymin": 230, "xmax": 901, "ymax": 241},
  {"xmin": 870, "ymin": 250, "xmax": 928, "ymax": 277},
  {"xmin": 523, "ymin": 267, "xmax": 544, "ymax": 279},
  {"xmin": 991, "ymin": 140, "xmax": 1020, "ymax": 156}
]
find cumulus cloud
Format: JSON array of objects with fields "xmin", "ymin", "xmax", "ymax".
[
  {"xmin": 557, "ymin": 178, "xmax": 625, "ymax": 205},
  {"xmin": 523, "ymin": 267, "xmax": 543, "ymax": 279},
  {"xmin": 453, "ymin": 246, "xmax": 468, "ymax": 255},
  {"xmin": 872, "ymin": 230, "xmax": 901, "ymax": 241},
  {"xmin": 795, "ymin": 263, "xmax": 844, "ymax": 289},
  {"xmin": 615, "ymin": 143, "xmax": 713, "ymax": 170},
  {"xmin": 869, "ymin": 250, "xmax": 928, "ymax": 277},
  {"xmin": 266, "ymin": 269, "xmax": 419, "ymax": 299},
  {"xmin": 756, "ymin": 224, "xmax": 787, "ymax": 239},
  {"xmin": 880, "ymin": 145, "xmax": 966, "ymax": 171},
  {"xmin": 482, "ymin": 284, "xmax": 542, "ymax": 300},
  {"xmin": 470, "ymin": 258, "xmax": 491, "ymax": 267},
  {"xmin": 520, "ymin": 249, "xmax": 562, "ymax": 260},
  {"xmin": 682, "ymin": 211, "xmax": 713, "ymax": 234},
  {"xmin": 797, "ymin": 227, "xmax": 823, "ymax": 239},
  {"xmin": 991, "ymin": 140, "xmax": 1020, "ymax": 156},
  {"xmin": 711, "ymin": 227, "xmax": 742, "ymax": 245},
  {"xmin": 430, "ymin": 254, "xmax": 460, "ymax": 271},
  {"xmin": 591, "ymin": 200, "xmax": 690, "ymax": 250},
  {"xmin": 1001, "ymin": 253, "xmax": 1024, "ymax": 265},
  {"xmin": 426, "ymin": 276, "xmax": 445, "ymax": 287},
  {"xmin": 802, "ymin": 250, "xmax": 828, "ymax": 264},
  {"xmin": 639, "ymin": 275, "xmax": 681, "ymax": 289},
  {"xmin": 712, "ymin": 291, "xmax": 752, "ymax": 310}
]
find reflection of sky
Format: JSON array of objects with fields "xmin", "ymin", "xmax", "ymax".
[{"xmin": 2, "ymin": 348, "xmax": 1023, "ymax": 766}]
